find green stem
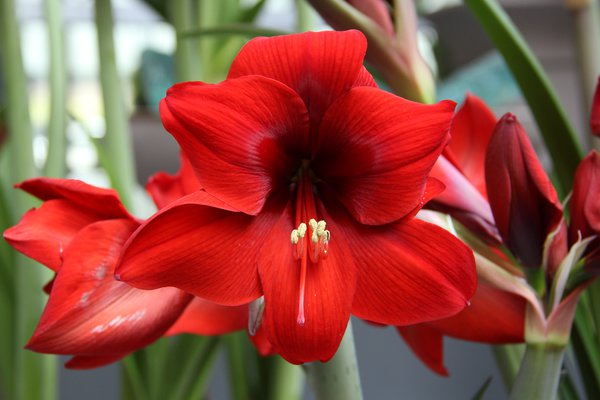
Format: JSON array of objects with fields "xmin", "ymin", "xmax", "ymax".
[
  {"xmin": 464, "ymin": 0, "xmax": 583, "ymax": 194},
  {"xmin": 226, "ymin": 332, "xmax": 250, "ymax": 400},
  {"xmin": 508, "ymin": 343, "xmax": 566, "ymax": 400},
  {"xmin": 295, "ymin": 0, "xmax": 313, "ymax": 32},
  {"xmin": 171, "ymin": 337, "xmax": 221, "ymax": 400},
  {"xmin": 169, "ymin": 0, "xmax": 200, "ymax": 82},
  {"xmin": 306, "ymin": 320, "xmax": 363, "ymax": 400},
  {"xmin": 197, "ymin": 0, "xmax": 217, "ymax": 82},
  {"xmin": 268, "ymin": 356, "xmax": 304, "ymax": 400},
  {"xmin": 43, "ymin": 0, "xmax": 67, "ymax": 178},
  {"xmin": 121, "ymin": 356, "xmax": 149, "ymax": 400},
  {"xmin": 491, "ymin": 344, "xmax": 524, "ymax": 390},
  {"xmin": 95, "ymin": 0, "xmax": 137, "ymax": 210},
  {"xmin": 0, "ymin": 0, "xmax": 57, "ymax": 398}
]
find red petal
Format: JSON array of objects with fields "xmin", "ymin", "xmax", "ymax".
[
  {"xmin": 428, "ymin": 156, "xmax": 501, "ymax": 242},
  {"xmin": 569, "ymin": 150, "xmax": 600, "ymax": 242},
  {"xmin": 117, "ymin": 191, "xmax": 286, "ymax": 305},
  {"xmin": 65, "ymin": 353, "xmax": 127, "ymax": 369},
  {"xmin": 250, "ymin": 324, "xmax": 275, "ymax": 357},
  {"xmin": 228, "ymin": 30, "xmax": 375, "ymax": 130},
  {"xmin": 257, "ymin": 201, "xmax": 357, "ymax": 363},
  {"xmin": 160, "ymin": 76, "xmax": 308, "ymax": 215},
  {"xmin": 26, "ymin": 219, "xmax": 192, "ymax": 356},
  {"xmin": 4, "ymin": 200, "xmax": 105, "ymax": 271},
  {"xmin": 17, "ymin": 178, "xmax": 131, "ymax": 219},
  {"xmin": 315, "ymin": 88, "xmax": 455, "ymax": 224},
  {"xmin": 146, "ymin": 153, "xmax": 201, "ymax": 209},
  {"xmin": 446, "ymin": 94, "xmax": 497, "ymax": 196},
  {"xmin": 167, "ymin": 298, "xmax": 247, "ymax": 336},
  {"xmin": 485, "ymin": 113, "xmax": 563, "ymax": 269},
  {"xmin": 397, "ymin": 325, "xmax": 448, "ymax": 376},
  {"xmin": 427, "ymin": 280, "xmax": 526, "ymax": 343},
  {"xmin": 592, "ymin": 77, "xmax": 600, "ymax": 137},
  {"xmin": 338, "ymin": 215, "xmax": 476, "ymax": 325}
]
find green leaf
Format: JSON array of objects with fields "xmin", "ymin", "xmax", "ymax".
[
  {"xmin": 571, "ymin": 303, "xmax": 600, "ymax": 399},
  {"xmin": 464, "ymin": 0, "xmax": 583, "ymax": 195},
  {"xmin": 95, "ymin": 0, "xmax": 137, "ymax": 211},
  {"xmin": 239, "ymin": 0, "xmax": 267, "ymax": 23},
  {"xmin": 471, "ymin": 376, "xmax": 493, "ymax": 400},
  {"xmin": 179, "ymin": 24, "xmax": 292, "ymax": 40},
  {"xmin": 121, "ymin": 356, "xmax": 150, "ymax": 400},
  {"xmin": 558, "ymin": 368, "xmax": 581, "ymax": 400},
  {"xmin": 43, "ymin": 0, "xmax": 67, "ymax": 178}
]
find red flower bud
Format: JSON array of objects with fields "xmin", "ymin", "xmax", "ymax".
[
  {"xmin": 569, "ymin": 150, "xmax": 600, "ymax": 242},
  {"xmin": 591, "ymin": 77, "xmax": 600, "ymax": 137},
  {"xmin": 485, "ymin": 113, "xmax": 563, "ymax": 269}
]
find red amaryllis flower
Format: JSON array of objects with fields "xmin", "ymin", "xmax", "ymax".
[
  {"xmin": 116, "ymin": 30, "xmax": 476, "ymax": 364},
  {"xmin": 3, "ymin": 158, "xmax": 252, "ymax": 368},
  {"xmin": 2, "ymin": 179, "xmax": 190, "ymax": 368}
]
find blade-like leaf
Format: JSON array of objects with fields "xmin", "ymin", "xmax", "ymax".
[
  {"xmin": 179, "ymin": 24, "xmax": 292, "ymax": 40},
  {"xmin": 464, "ymin": 0, "xmax": 583, "ymax": 194},
  {"xmin": 471, "ymin": 376, "xmax": 493, "ymax": 400}
]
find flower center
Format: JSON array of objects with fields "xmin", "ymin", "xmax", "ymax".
[{"xmin": 289, "ymin": 164, "xmax": 331, "ymax": 326}]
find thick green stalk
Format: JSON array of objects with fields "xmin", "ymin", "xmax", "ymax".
[
  {"xmin": 306, "ymin": 320, "xmax": 363, "ymax": 400},
  {"xmin": 508, "ymin": 343, "xmax": 566, "ymax": 400},
  {"xmin": 0, "ymin": 0, "xmax": 57, "ymax": 398},
  {"xmin": 295, "ymin": 0, "xmax": 313, "ymax": 32},
  {"xmin": 492, "ymin": 344, "xmax": 524, "ymax": 390},
  {"xmin": 121, "ymin": 356, "xmax": 149, "ymax": 400},
  {"xmin": 169, "ymin": 0, "xmax": 200, "ymax": 82},
  {"xmin": 170, "ymin": 337, "xmax": 221, "ymax": 400},
  {"xmin": 197, "ymin": 0, "xmax": 218, "ymax": 82},
  {"xmin": 226, "ymin": 332, "xmax": 251, "ymax": 400},
  {"xmin": 464, "ymin": 0, "xmax": 583, "ymax": 194},
  {"xmin": 43, "ymin": 0, "xmax": 67, "ymax": 177},
  {"xmin": 267, "ymin": 356, "xmax": 304, "ymax": 400},
  {"xmin": 95, "ymin": 0, "xmax": 137, "ymax": 210}
]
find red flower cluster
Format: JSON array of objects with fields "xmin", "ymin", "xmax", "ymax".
[
  {"xmin": 3, "ymin": 158, "xmax": 251, "ymax": 368},
  {"xmin": 4, "ymin": 30, "xmax": 476, "ymax": 366},
  {"xmin": 400, "ymin": 94, "xmax": 600, "ymax": 375}
]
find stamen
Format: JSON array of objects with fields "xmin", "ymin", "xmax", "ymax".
[
  {"xmin": 291, "ymin": 223, "xmax": 307, "ymax": 259},
  {"xmin": 308, "ymin": 219, "xmax": 329, "ymax": 263}
]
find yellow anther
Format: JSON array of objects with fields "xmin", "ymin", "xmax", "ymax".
[
  {"xmin": 309, "ymin": 219, "xmax": 318, "ymax": 231},
  {"xmin": 297, "ymin": 223, "xmax": 307, "ymax": 237},
  {"xmin": 290, "ymin": 230, "xmax": 299, "ymax": 244},
  {"xmin": 291, "ymin": 223, "xmax": 308, "ymax": 245},
  {"xmin": 316, "ymin": 220, "xmax": 326, "ymax": 236}
]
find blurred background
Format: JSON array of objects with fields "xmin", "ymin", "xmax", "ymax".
[{"xmin": 4, "ymin": 0, "xmax": 592, "ymax": 398}]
